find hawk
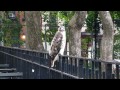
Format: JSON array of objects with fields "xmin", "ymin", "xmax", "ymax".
[{"xmin": 49, "ymin": 25, "xmax": 66, "ymax": 67}]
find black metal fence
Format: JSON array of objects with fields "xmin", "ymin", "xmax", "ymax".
[{"xmin": 0, "ymin": 46, "xmax": 120, "ymax": 79}]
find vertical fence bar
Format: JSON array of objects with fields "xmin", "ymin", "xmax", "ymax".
[
  {"xmin": 79, "ymin": 59, "xmax": 84, "ymax": 78},
  {"xmin": 106, "ymin": 63, "xmax": 112, "ymax": 79},
  {"xmin": 27, "ymin": 62, "xmax": 31, "ymax": 79},
  {"xmin": 83, "ymin": 67, "xmax": 85, "ymax": 79},
  {"xmin": 85, "ymin": 60, "xmax": 89, "ymax": 79},
  {"xmin": 55, "ymin": 60, "xmax": 59, "ymax": 70},
  {"xmin": 112, "ymin": 74, "xmax": 115, "ymax": 79},
  {"xmin": 71, "ymin": 58, "xmax": 74, "ymax": 76},
  {"xmin": 88, "ymin": 68, "xmax": 92, "ymax": 79},
  {"xmin": 74, "ymin": 58, "xmax": 77, "ymax": 76},
  {"xmin": 37, "ymin": 66, "xmax": 40, "ymax": 79},
  {"xmin": 48, "ymin": 54, "xmax": 51, "ymax": 79},
  {"xmin": 77, "ymin": 58, "xmax": 79, "ymax": 78},
  {"xmin": 92, "ymin": 61, "xmax": 95, "ymax": 79},
  {"xmin": 22, "ymin": 61, "xmax": 26, "ymax": 79},
  {"xmin": 9, "ymin": 53, "xmax": 13, "ymax": 68},
  {"xmin": 39, "ymin": 65, "xmax": 42, "ymax": 79},
  {"xmin": 64, "ymin": 56, "xmax": 67, "ymax": 73},
  {"xmin": 59, "ymin": 55, "xmax": 63, "ymax": 79},
  {"xmin": 69, "ymin": 57, "xmax": 72, "ymax": 75},
  {"xmin": 19, "ymin": 58, "xmax": 23, "ymax": 72},
  {"xmin": 98, "ymin": 62, "xmax": 102, "ymax": 79},
  {"xmin": 68, "ymin": 57, "xmax": 71, "ymax": 74},
  {"xmin": 62, "ymin": 56, "xmax": 65, "ymax": 73},
  {"xmin": 46, "ymin": 54, "xmax": 50, "ymax": 67},
  {"xmin": 16, "ymin": 57, "xmax": 19, "ymax": 72},
  {"xmin": 116, "ymin": 65, "xmax": 119, "ymax": 79},
  {"xmin": 40, "ymin": 67, "xmax": 43, "ymax": 79},
  {"xmin": 95, "ymin": 70, "xmax": 99, "ymax": 79},
  {"xmin": 102, "ymin": 72, "xmax": 105, "ymax": 79},
  {"xmin": 30, "ymin": 63, "xmax": 33, "ymax": 79},
  {"xmin": 2, "ymin": 46, "xmax": 120, "ymax": 79},
  {"xmin": 0, "ymin": 52, "xmax": 1, "ymax": 63},
  {"xmin": 66, "ymin": 56, "xmax": 69, "ymax": 74}
]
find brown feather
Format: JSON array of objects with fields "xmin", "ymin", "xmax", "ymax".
[{"xmin": 50, "ymin": 31, "xmax": 63, "ymax": 62}]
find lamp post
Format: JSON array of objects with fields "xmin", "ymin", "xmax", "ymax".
[{"xmin": 21, "ymin": 33, "xmax": 26, "ymax": 41}]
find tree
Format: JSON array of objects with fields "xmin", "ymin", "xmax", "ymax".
[
  {"xmin": 110, "ymin": 11, "xmax": 120, "ymax": 59},
  {"xmin": 0, "ymin": 11, "xmax": 23, "ymax": 47},
  {"xmin": 0, "ymin": 11, "xmax": 4, "ymax": 45},
  {"xmin": 114, "ymin": 28, "xmax": 120, "ymax": 59},
  {"xmin": 48, "ymin": 11, "xmax": 58, "ymax": 43},
  {"xmin": 25, "ymin": 11, "xmax": 44, "ymax": 51},
  {"xmin": 99, "ymin": 11, "xmax": 114, "ymax": 71},
  {"xmin": 68, "ymin": 11, "xmax": 87, "ymax": 57},
  {"xmin": 2, "ymin": 19, "xmax": 22, "ymax": 47}
]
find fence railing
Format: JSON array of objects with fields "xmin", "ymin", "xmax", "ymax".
[{"xmin": 0, "ymin": 46, "xmax": 120, "ymax": 79}]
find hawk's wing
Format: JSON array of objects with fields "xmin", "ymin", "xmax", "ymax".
[{"xmin": 49, "ymin": 31, "xmax": 63, "ymax": 61}]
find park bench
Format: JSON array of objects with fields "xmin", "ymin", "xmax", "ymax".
[
  {"xmin": 0, "ymin": 64, "xmax": 16, "ymax": 73},
  {"xmin": 0, "ymin": 72, "xmax": 23, "ymax": 79},
  {"xmin": 0, "ymin": 68, "xmax": 16, "ymax": 73},
  {"xmin": 0, "ymin": 64, "xmax": 9, "ymax": 68},
  {"xmin": 0, "ymin": 64, "xmax": 23, "ymax": 79}
]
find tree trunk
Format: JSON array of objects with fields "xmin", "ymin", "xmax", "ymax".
[
  {"xmin": 68, "ymin": 11, "xmax": 87, "ymax": 57},
  {"xmin": 25, "ymin": 11, "xmax": 44, "ymax": 51},
  {"xmin": 99, "ymin": 11, "xmax": 114, "ymax": 71}
]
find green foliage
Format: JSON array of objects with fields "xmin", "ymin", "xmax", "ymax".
[
  {"xmin": 81, "ymin": 37, "xmax": 92, "ymax": 49},
  {"xmin": 57, "ymin": 11, "xmax": 74, "ymax": 24},
  {"xmin": 110, "ymin": 11, "xmax": 120, "ymax": 19},
  {"xmin": 57, "ymin": 11, "xmax": 74, "ymax": 43},
  {"xmin": 81, "ymin": 11, "xmax": 95, "ymax": 50},
  {"xmin": 114, "ymin": 28, "xmax": 120, "ymax": 52},
  {"xmin": 86, "ymin": 11, "xmax": 120, "ymax": 57},
  {"xmin": 41, "ymin": 11, "xmax": 74, "ymax": 44},
  {"xmin": 41, "ymin": 11, "xmax": 120, "ymax": 53},
  {"xmin": 110, "ymin": 11, "xmax": 120, "ymax": 55},
  {"xmin": 47, "ymin": 12, "xmax": 58, "ymax": 44},
  {"xmin": 42, "ymin": 11, "xmax": 94, "ymax": 51},
  {"xmin": 1, "ymin": 18, "xmax": 23, "ymax": 47},
  {"xmin": 86, "ymin": 11, "xmax": 96, "ymax": 32}
]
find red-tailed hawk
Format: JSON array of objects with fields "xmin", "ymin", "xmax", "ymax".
[{"xmin": 49, "ymin": 25, "xmax": 66, "ymax": 67}]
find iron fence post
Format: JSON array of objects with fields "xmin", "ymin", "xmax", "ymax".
[
  {"xmin": 59, "ymin": 55, "xmax": 63, "ymax": 79},
  {"xmin": 116, "ymin": 65, "xmax": 119, "ymax": 79},
  {"xmin": 79, "ymin": 59, "xmax": 84, "ymax": 78},
  {"xmin": 105, "ymin": 63, "xmax": 112, "ymax": 79}
]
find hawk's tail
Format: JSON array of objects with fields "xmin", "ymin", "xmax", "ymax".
[{"xmin": 49, "ymin": 55, "xmax": 55, "ymax": 68}]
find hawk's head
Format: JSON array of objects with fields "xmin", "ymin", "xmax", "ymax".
[
  {"xmin": 58, "ymin": 26, "xmax": 65, "ymax": 32},
  {"xmin": 58, "ymin": 21, "xmax": 65, "ymax": 32}
]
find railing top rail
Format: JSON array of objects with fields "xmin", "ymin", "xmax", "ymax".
[
  {"xmin": 0, "ymin": 45, "xmax": 48, "ymax": 54},
  {"xmin": 1, "ymin": 45, "xmax": 120, "ymax": 65},
  {"xmin": 60, "ymin": 55, "xmax": 120, "ymax": 65},
  {"xmin": 0, "ymin": 50, "xmax": 80, "ymax": 79}
]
